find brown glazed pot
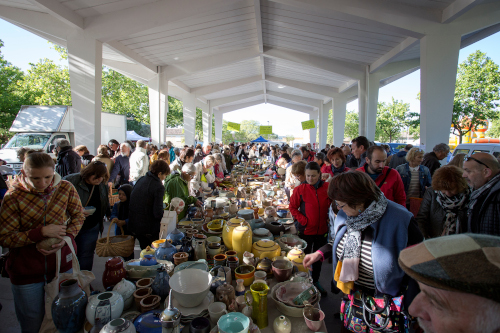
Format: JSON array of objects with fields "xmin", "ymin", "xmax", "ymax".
[
  {"xmin": 140, "ymin": 295, "xmax": 161, "ymax": 313},
  {"xmin": 173, "ymin": 252, "xmax": 189, "ymax": 266},
  {"xmin": 272, "ymin": 259, "xmax": 295, "ymax": 282},
  {"xmin": 133, "ymin": 287, "xmax": 152, "ymax": 309}
]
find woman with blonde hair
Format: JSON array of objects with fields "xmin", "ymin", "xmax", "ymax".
[{"xmin": 396, "ymin": 147, "xmax": 432, "ymax": 208}]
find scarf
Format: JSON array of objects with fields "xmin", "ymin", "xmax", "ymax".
[
  {"xmin": 436, "ymin": 189, "xmax": 470, "ymax": 236},
  {"xmin": 468, "ymin": 173, "xmax": 500, "ymax": 213},
  {"xmin": 331, "ymin": 163, "xmax": 346, "ymax": 175},
  {"xmin": 339, "ymin": 195, "xmax": 388, "ymax": 283}
]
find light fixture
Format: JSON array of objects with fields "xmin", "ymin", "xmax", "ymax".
[{"xmin": 277, "ymin": 85, "xmax": 286, "ymax": 89}]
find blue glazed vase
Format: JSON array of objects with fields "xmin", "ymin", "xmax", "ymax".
[
  {"xmin": 155, "ymin": 239, "xmax": 177, "ymax": 262},
  {"xmin": 151, "ymin": 267, "xmax": 170, "ymax": 302},
  {"xmin": 52, "ymin": 279, "xmax": 88, "ymax": 333},
  {"xmin": 180, "ymin": 237, "xmax": 194, "ymax": 261},
  {"xmin": 140, "ymin": 254, "xmax": 158, "ymax": 266},
  {"xmin": 166, "ymin": 228, "xmax": 185, "ymax": 246}
]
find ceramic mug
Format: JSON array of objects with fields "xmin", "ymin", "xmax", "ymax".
[
  {"xmin": 254, "ymin": 271, "xmax": 266, "ymax": 282},
  {"xmin": 235, "ymin": 295, "xmax": 251, "ymax": 311},
  {"xmin": 214, "ymin": 254, "xmax": 227, "ymax": 266},
  {"xmin": 208, "ymin": 302, "xmax": 228, "ymax": 324},
  {"xmin": 217, "ymin": 312, "xmax": 250, "ymax": 333},
  {"xmin": 190, "ymin": 317, "xmax": 211, "ymax": 333}
]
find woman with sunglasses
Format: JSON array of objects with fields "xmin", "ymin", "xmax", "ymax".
[
  {"xmin": 63, "ymin": 160, "xmax": 111, "ymax": 271},
  {"xmin": 416, "ymin": 165, "xmax": 470, "ymax": 238},
  {"xmin": 303, "ymin": 171, "xmax": 423, "ymax": 333},
  {"xmin": 163, "ymin": 163, "xmax": 203, "ymax": 221},
  {"xmin": 395, "ymin": 147, "xmax": 432, "ymax": 209}
]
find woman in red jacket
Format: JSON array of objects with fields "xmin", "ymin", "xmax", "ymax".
[
  {"xmin": 289, "ymin": 161, "xmax": 332, "ymax": 295},
  {"xmin": 322, "ymin": 147, "xmax": 350, "ymax": 179}
]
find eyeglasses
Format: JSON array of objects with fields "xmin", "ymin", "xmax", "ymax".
[
  {"xmin": 335, "ymin": 201, "xmax": 346, "ymax": 210},
  {"xmin": 464, "ymin": 156, "xmax": 490, "ymax": 169}
]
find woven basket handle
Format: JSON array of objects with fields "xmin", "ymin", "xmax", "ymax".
[{"xmin": 106, "ymin": 220, "xmax": 125, "ymax": 243}]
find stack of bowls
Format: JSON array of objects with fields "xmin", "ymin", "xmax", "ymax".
[{"xmin": 270, "ymin": 281, "xmax": 321, "ymax": 318}]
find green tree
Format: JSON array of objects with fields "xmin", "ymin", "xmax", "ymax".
[
  {"xmin": 375, "ymin": 98, "xmax": 411, "ymax": 142},
  {"xmin": 452, "ymin": 51, "xmax": 500, "ymax": 144},
  {"xmin": 344, "ymin": 111, "xmax": 359, "ymax": 141},
  {"xmin": 487, "ymin": 119, "xmax": 500, "ymax": 138},
  {"xmin": 0, "ymin": 39, "xmax": 27, "ymax": 143}
]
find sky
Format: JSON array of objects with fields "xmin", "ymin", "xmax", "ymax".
[{"xmin": 1, "ymin": 18, "xmax": 500, "ymax": 138}]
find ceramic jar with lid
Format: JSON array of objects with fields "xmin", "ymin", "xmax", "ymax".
[
  {"xmin": 112, "ymin": 278, "xmax": 136, "ymax": 310},
  {"xmin": 252, "ymin": 239, "xmax": 281, "ymax": 260},
  {"xmin": 287, "ymin": 247, "xmax": 305, "ymax": 261},
  {"xmin": 140, "ymin": 246, "xmax": 155, "ymax": 259},
  {"xmin": 103, "ymin": 257, "xmax": 126, "ymax": 289},
  {"xmin": 155, "ymin": 239, "xmax": 177, "ymax": 262},
  {"xmin": 232, "ymin": 223, "xmax": 253, "ymax": 262},
  {"xmin": 222, "ymin": 218, "xmax": 246, "ymax": 250}
]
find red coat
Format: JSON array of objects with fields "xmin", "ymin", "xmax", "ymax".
[
  {"xmin": 357, "ymin": 165, "xmax": 406, "ymax": 206},
  {"xmin": 289, "ymin": 180, "xmax": 331, "ymax": 235},
  {"xmin": 322, "ymin": 164, "xmax": 350, "ymax": 177}
]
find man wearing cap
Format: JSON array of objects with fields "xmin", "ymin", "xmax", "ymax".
[
  {"xmin": 399, "ymin": 234, "xmax": 500, "ymax": 333},
  {"xmin": 463, "ymin": 153, "xmax": 500, "ymax": 236}
]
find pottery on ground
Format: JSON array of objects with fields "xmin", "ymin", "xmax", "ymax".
[
  {"xmin": 51, "ymin": 279, "xmax": 88, "ymax": 333},
  {"xmin": 140, "ymin": 295, "xmax": 161, "ymax": 313},
  {"xmin": 102, "ymin": 257, "xmax": 127, "ymax": 290},
  {"xmin": 273, "ymin": 315, "xmax": 292, "ymax": 333},
  {"xmin": 169, "ymin": 269, "xmax": 212, "ymax": 308},
  {"xmin": 133, "ymin": 287, "xmax": 152, "ymax": 309},
  {"xmin": 85, "ymin": 291, "xmax": 124, "ymax": 326},
  {"xmin": 112, "ymin": 278, "xmax": 136, "ymax": 310}
]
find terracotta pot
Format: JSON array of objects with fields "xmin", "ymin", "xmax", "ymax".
[
  {"xmin": 140, "ymin": 295, "xmax": 161, "ymax": 313},
  {"xmin": 173, "ymin": 252, "xmax": 189, "ymax": 266},
  {"xmin": 102, "ymin": 257, "xmax": 126, "ymax": 289},
  {"xmin": 133, "ymin": 287, "xmax": 152, "ymax": 309},
  {"xmin": 136, "ymin": 277, "xmax": 153, "ymax": 289}
]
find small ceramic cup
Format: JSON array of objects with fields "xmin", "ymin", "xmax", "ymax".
[
  {"xmin": 235, "ymin": 295, "xmax": 247, "ymax": 311},
  {"xmin": 218, "ymin": 266, "xmax": 232, "ymax": 285},
  {"xmin": 254, "ymin": 271, "xmax": 267, "ymax": 282},
  {"xmin": 214, "ymin": 254, "xmax": 227, "ymax": 267},
  {"xmin": 189, "ymin": 317, "xmax": 211, "ymax": 333},
  {"xmin": 208, "ymin": 302, "xmax": 228, "ymax": 325},
  {"xmin": 225, "ymin": 250, "xmax": 237, "ymax": 259}
]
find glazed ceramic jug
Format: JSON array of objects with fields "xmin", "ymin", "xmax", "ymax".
[
  {"xmin": 151, "ymin": 266, "xmax": 170, "ymax": 302},
  {"xmin": 245, "ymin": 282, "xmax": 269, "ymax": 329},
  {"xmin": 232, "ymin": 223, "xmax": 253, "ymax": 262},
  {"xmin": 51, "ymin": 279, "xmax": 88, "ymax": 333},
  {"xmin": 166, "ymin": 228, "xmax": 185, "ymax": 246},
  {"xmin": 155, "ymin": 239, "xmax": 178, "ymax": 262},
  {"xmin": 102, "ymin": 257, "xmax": 126, "ymax": 289},
  {"xmin": 273, "ymin": 315, "xmax": 292, "ymax": 333},
  {"xmin": 222, "ymin": 218, "xmax": 245, "ymax": 250}
]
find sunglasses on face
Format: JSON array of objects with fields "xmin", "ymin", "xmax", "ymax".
[{"xmin": 464, "ymin": 156, "xmax": 490, "ymax": 169}]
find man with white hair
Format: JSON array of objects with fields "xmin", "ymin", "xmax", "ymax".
[
  {"xmin": 108, "ymin": 142, "xmax": 131, "ymax": 187},
  {"xmin": 399, "ymin": 233, "xmax": 500, "ymax": 333},
  {"xmin": 129, "ymin": 140, "xmax": 149, "ymax": 184}
]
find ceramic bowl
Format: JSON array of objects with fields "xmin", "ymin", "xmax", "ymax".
[
  {"xmin": 83, "ymin": 206, "xmax": 96, "ymax": 215},
  {"xmin": 270, "ymin": 282, "xmax": 321, "ymax": 318},
  {"xmin": 234, "ymin": 265, "xmax": 255, "ymax": 286},
  {"xmin": 169, "ymin": 269, "xmax": 213, "ymax": 308},
  {"xmin": 86, "ymin": 291, "xmax": 124, "ymax": 326},
  {"xmin": 136, "ymin": 278, "xmax": 153, "ymax": 289},
  {"xmin": 101, "ymin": 318, "xmax": 135, "ymax": 333},
  {"xmin": 206, "ymin": 236, "xmax": 222, "ymax": 244},
  {"xmin": 173, "ymin": 260, "xmax": 209, "ymax": 274},
  {"xmin": 303, "ymin": 310, "xmax": 325, "ymax": 331},
  {"xmin": 207, "ymin": 219, "xmax": 225, "ymax": 232},
  {"xmin": 113, "ymin": 278, "xmax": 136, "ymax": 310},
  {"xmin": 275, "ymin": 281, "xmax": 315, "ymax": 306}
]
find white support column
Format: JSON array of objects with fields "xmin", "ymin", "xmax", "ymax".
[
  {"xmin": 332, "ymin": 95, "xmax": 348, "ymax": 147},
  {"xmin": 366, "ymin": 73, "xmax": 380, "ymax": 142},
  {"xmin": 358, "ymin": 68, "xmax": 368, "ymax": 137},
  {"xmin": 201, "ymin": 100, "xmax": 210, "ymax": 146},
  {"xmin": 320, "ymin": 101, "xmax": 329, "ymax": 148},
  {"xmin": 420, "ymin": 33, "xmax": 461, "ymax": 152},
  {"xmin": 67, "ymin": 33, "xmax": 102, "ymax": 153},
  {"xmin": 309, "ymin": 112, "xmax": 318, "ymax": 146},
  {"xmin": 147, "ymin": 72, "xmax": 167, "ymax": 146},
  {"xmin": 208, "ymin": 105, "xmax": 213, "ymax": 143},
  {"xmin": 214, "ymin": 110, "xmax": 223, "ymax": 144},
  {"xmin": 183, "ymin": 93, "xmax": 197, "ymax": 146}
]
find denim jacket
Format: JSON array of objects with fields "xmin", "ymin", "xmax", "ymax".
[{"xmin": 396, "ymin": 163, "xmax": 432, "ymax": 198}]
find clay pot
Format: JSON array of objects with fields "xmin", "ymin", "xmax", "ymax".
[
  {"xmin": 140, "ymin": 295, "xmax": 161, "ymax": 313},
  {"xmin": 272, "ymin": 259, "xmax": 296, "ymax": 283},
  {"xmin": 133, "ymin": 287, "xmax": 152, "ymax": 309},
  {"xmin": 136, "ymin": 278, "xmax": 153, "ymax": 289},
  {"xmin": 173, "ymin": 252, "xmax": 189, "ymax": 266},
  {"xmin": 102, "ymin": 257, "xmax": 126, "ymax": 289}
]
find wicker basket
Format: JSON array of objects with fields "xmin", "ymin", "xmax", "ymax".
[
  {"xmin": 96, "ymin": 221, "xmax": 135, "ymax": 257},
  {"xmin": 109, "ymin": 189, "xmax": 120, "ymax": 206}
]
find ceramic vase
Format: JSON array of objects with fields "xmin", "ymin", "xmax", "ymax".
[
  {"xmin": 102, "ymin": 257, "xmax": 127, "ymax": 289},
  {"xmin": 232, "ymin": 223, "xmax": 253, "ymax": 262},
  {"xmin": 85, "ymin": 291, "xmax": 124, "ymax": 326},
  {"xmin": 155, "ymin": 239, "xmax": 177, "ymax": 262},
  {"xmin": 235, "ymin": 279, "xmax": 245, "ymax": 296},
  {"xmin": 101, "ymin": 318, "xmax": 136, "ymax": 333},
  {"xmin": 180, "ymin": 238, "xmax": 194, "ymax": 260},
  {"xmin": 166, "ymin": 228, "xmax": 185, "ymax": 246},
  {"xmin": 273, "ymin": 315, "xmax": 292, "ymax": 333},
  {"xmin": 140, "ymin": 254, "xmax": 158, "ymax": 266},
  {"xmin": 151, "ymin": 267, "xmax": 170, "ymax": 302},
  {"xmin": 51, "ymin": 279, "xmax": 88, "ymax": 333},
  {"xmin": 112, "ymin": 278, "xmax": 136, "ymax": 310}
]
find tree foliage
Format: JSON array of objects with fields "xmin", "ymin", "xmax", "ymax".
[
  {"xmin": 344, "ymin": 111, "xmax": 359, "ymax": 141},
  {"xmin": 375, "ymin": 98, "xmax": 413, "ymax": 142},
  {"xmin": 452, "ymin": 51, "xmax": 500, "ymax": 144}
]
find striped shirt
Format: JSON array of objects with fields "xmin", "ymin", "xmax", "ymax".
[
  {"xmin": 336, "ymin": 232, "xmax": 375, "ymax": 289},
  {"xmin": 406, "ymin": 168, "xmax": 420, "ymax": 204}
]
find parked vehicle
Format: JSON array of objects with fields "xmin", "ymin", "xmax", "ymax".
[
  {"xmin": 0, "ymin": 105, "xmax": 126, "ymax": 172},
  {"xmin": 452, "ymin": 143, "xmax": 500, "ymax": 158}
]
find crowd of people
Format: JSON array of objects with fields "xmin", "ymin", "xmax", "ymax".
[{"xmin": 0, "ymin": 135, "xmax": 499, "ymax": 333}]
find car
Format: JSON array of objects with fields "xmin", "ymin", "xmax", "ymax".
[
  {"xmin": 377, "ymin": 142, "xmax": 407, "ymax": 155},
  {"xmin": 452, "ymin": 143, "xmax": 500, "ymax": 158}
]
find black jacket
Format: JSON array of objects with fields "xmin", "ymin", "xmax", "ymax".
[
  {"xmin": 422, "ymin": 152, "xmax": 441, "ymax": 176},
  {"xmin": 345, "ymin": 151, "xmax": 366, "ymax": 169},
  {"xmin": 56, "ymin": 146, "xmax": 81, "ymax": 178},
  {"xmin": 109, "ymin": 155, "xmax": 130, "ymax": 186},
  {"xmin": 128, "ymin": 171, "xmax": 165, "ymax": 237},
  {"xmin": 389, "ymin": 151, "xmax": 408, "ymax": 169}
]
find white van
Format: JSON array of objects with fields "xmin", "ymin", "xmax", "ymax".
[{"xmin": 452, "ymin": 143, "xmax": 500, "ymax": 159}]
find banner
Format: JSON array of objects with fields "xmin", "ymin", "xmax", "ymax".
[
  {"xmin": 301, "ymin": 120, "xmax": 315, "ymax": 130},
  {"xmin": 259, "ymin": 126, "xmax": 273, "ymax": 134},
  {"xmin": 227, "ymin": 122, "xmax": 240, "ymax": 131}
]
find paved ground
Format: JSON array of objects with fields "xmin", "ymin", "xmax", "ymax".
[{"xmin": 0, "ymin": 221, "xmax": 343, "ymax": 332}]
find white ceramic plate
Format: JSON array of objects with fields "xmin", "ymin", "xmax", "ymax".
[{"xmin": 169, "ymin": 291, "xmax": 214, "ymax": 315}]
